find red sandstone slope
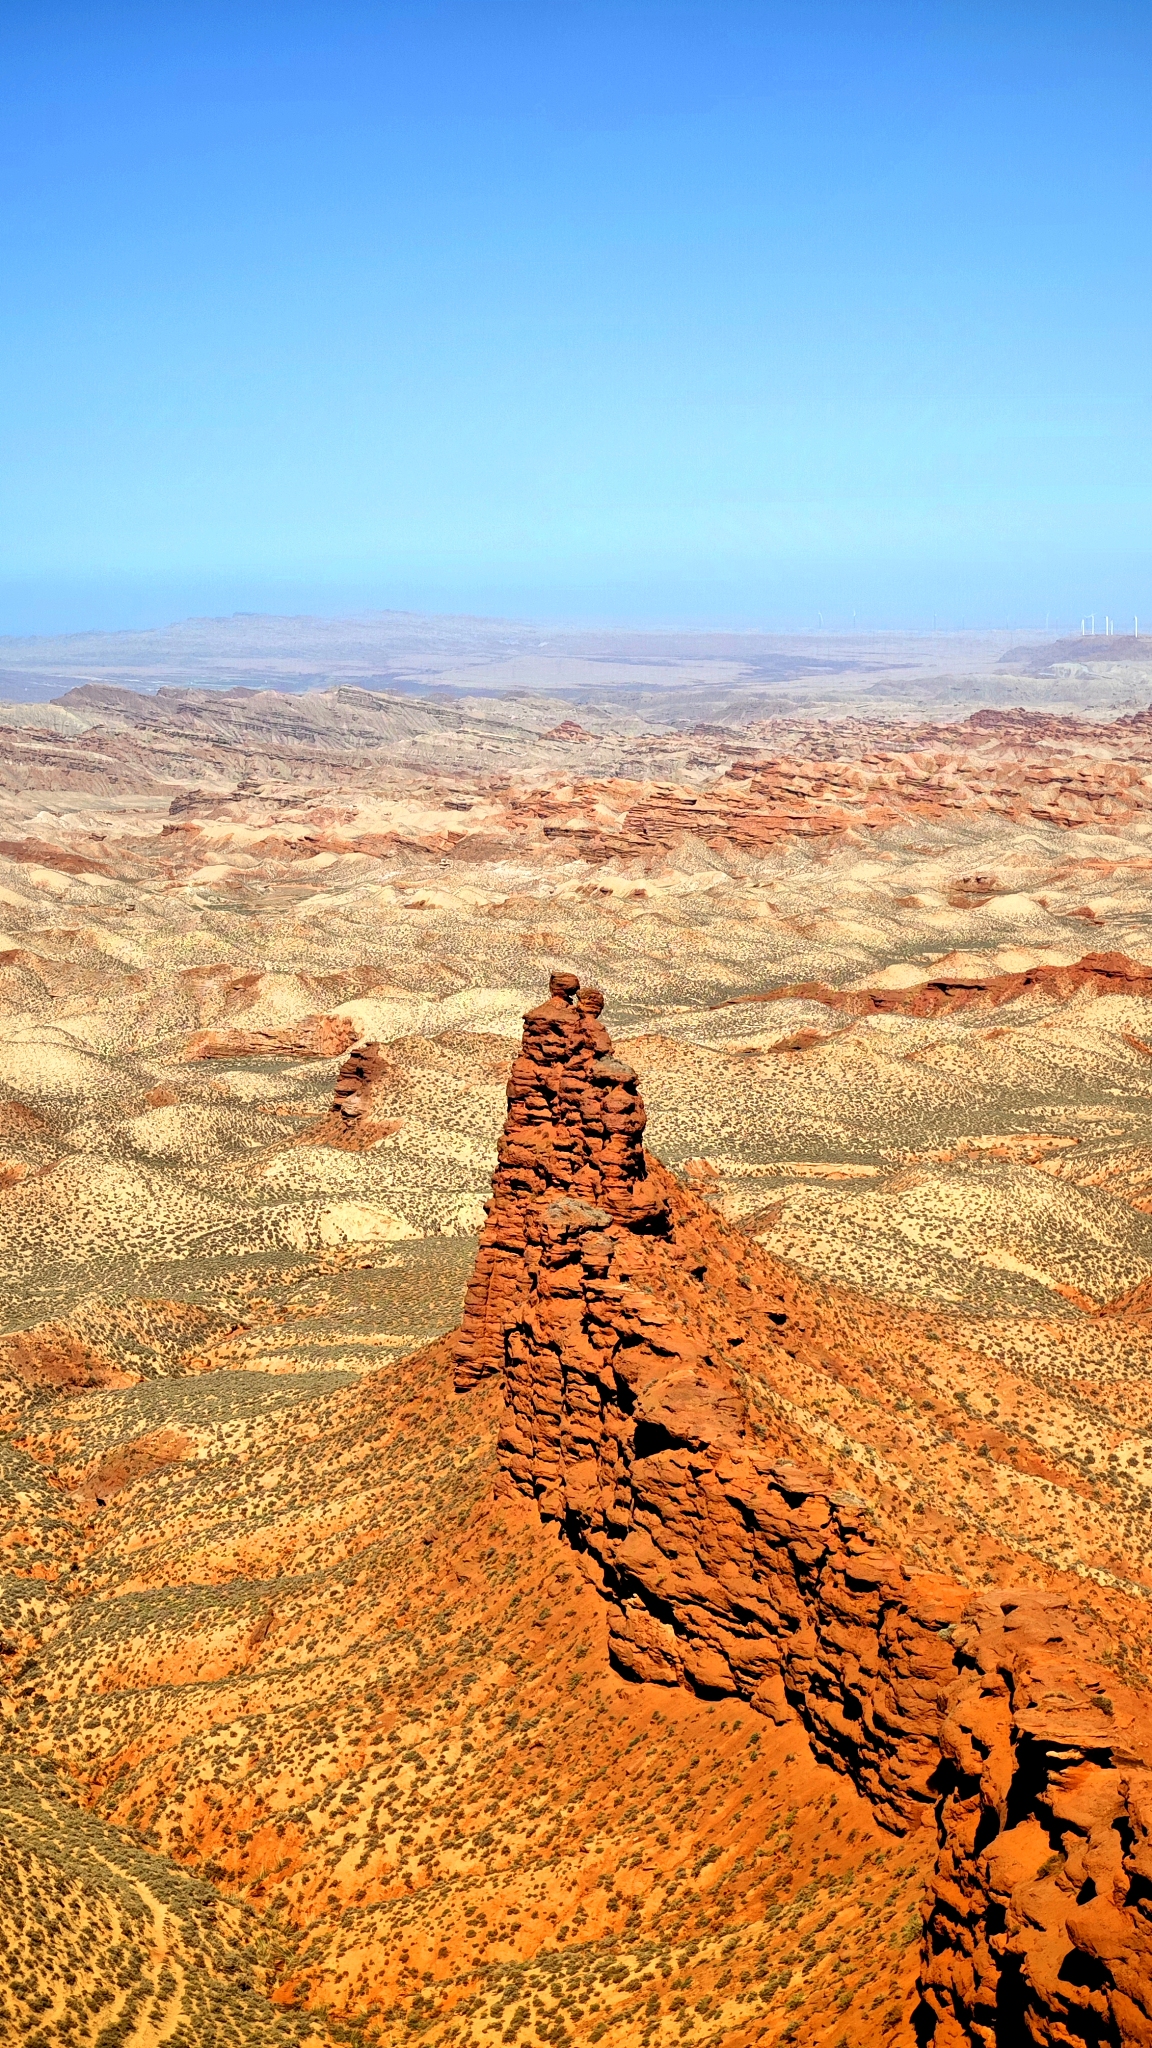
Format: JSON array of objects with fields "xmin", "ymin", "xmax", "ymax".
[
  {"xmin": 456, "ymin": 974, "xmax": 1152, "ymax": 2048},
  {"xmin": 8, "ymin": 1332, "xmax": 930, "ymax": 2048}
]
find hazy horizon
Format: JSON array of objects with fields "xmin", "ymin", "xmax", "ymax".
[
  {"xmin": 0, "ymin": 598, "xmax": 1079, "ymax": 653},
  {"xmin": 3, "ymin": 2, "xmax": 1149, "ymax": 637},
  {"xmin": 0, "ymin": 584, "xmax": 1127, "ymax": 646}
]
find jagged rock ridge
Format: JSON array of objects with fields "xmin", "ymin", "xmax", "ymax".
[{"xmin": 457, "ymin": 974, "xmax": 1152, "ymax": 2047}]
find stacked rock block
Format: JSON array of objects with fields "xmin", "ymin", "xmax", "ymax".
[
  {"xmin": 331, "ymin": 1042, "xmax": 390, "ymax": 1123},
  {"xmin": 300, "ymin": 1042, "xmax": 402, "ymax": 1152},
  {"xmin": 457, "ymin": 974, "xmax": 1152, "ymax": 2047}
]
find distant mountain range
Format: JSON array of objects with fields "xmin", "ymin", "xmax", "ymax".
[{"xmin": 0, "ymin": 610, "xmax": 1025, "ymax": 714}]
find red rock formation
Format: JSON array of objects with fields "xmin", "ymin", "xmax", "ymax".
[
  {"xmin": 455, "ymin": 971, "xmax": 664, "ymax": 1388},
  {"xmin": 715, "ymin": 950, "xmax": 1152, "ymax": 1019},
  {"xmin": 298, "ymin": 1041, "xmax": 403, "ymax": 1150},
  {"xmin": 0, "ymin": 834, "xmax": 113, "ymax": 875},
  {"xmin": 457, "ymin": 975, "xmax": 1152, "ymax": 2047},
  {"xmin": 180, "ymin": 1014, "xmax": 358, "ymax": 1061},
  {"xmin": 328, "ymin": 1041, "xmax": 390, "ymax": 1123}
]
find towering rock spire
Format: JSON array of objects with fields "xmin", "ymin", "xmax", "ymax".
[
  {"xmin": 455, "ymin": 971, "xmax": 664, "ymax": 1389},
  {"xmin": 456, "ymin": 977, "xmax": 1152, "ymax": 2048}
]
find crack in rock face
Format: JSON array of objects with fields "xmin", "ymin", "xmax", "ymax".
[{"xmin": 458, "ymin": 973, "xmax": 1152, "ymax": 2048}]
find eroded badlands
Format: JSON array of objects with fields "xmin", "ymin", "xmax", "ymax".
[{"xmin": 3, "ymin": 679, "xmax": 1152, "ymax": 2048}]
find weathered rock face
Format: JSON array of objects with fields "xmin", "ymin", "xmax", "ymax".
[
  {"xmin": 329, "ymin": 1042, "xmax": 388, "ymax": 1122},
  {"xmin": 456, "ymin": 971, "xmax": 662, "ymax": 1389},
  {"xmin": 457, "ymin": 975, "xmax": 1152, "ymax": 2047},
  {"xmin": 181, "ymin": 1013, "xmax": 358, "ymax": 1061},
  {"xmin": 300, "ymin": 1041, "xmax": 404, "ymax": 1150}
]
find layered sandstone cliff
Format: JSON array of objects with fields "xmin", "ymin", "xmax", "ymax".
[{"xmin": 457, "ymin": 974, "xmax": 1152, "ymax": 2048}]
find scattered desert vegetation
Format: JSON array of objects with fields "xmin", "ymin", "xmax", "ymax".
[{"xmin": 4, "ymin": 662, "xmax": 1152, "ymax": 2044}]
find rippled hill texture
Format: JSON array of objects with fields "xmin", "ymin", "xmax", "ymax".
[{"xmin": 3, "ymin": 669, "xmax": 1152, "ymax": 2048}]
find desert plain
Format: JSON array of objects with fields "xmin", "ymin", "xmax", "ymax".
[{"xmin": 4, "ymin": 618, "xmax": 1152, "ymax": 2048}]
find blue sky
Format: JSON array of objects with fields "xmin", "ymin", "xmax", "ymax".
[{"xmin": 1, "ymin": 1, "xmax": 1149, "ymax": 634}]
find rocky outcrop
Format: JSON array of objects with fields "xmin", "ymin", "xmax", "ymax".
[
  {"xmin": 716, "ymin": 950, "xmax": 1152, "ymax": 1020},
  {"xmin": 457, "ymin": 974, "xmax": 1152, "ymax": 2047},
  {"xmin": 299, "ymin": 1041, "xmax": 403, "ymax": 1150},
  {"xmin": 69, "ymin": 1427, "xmax": 194, "ymax": 1506},
  {"xmin": 181, "ymin": 1014, "xmax": 358, "ymax": 1061},
  {"xmin": 327, "ymin": 1041, "xmax": 391, "ymax": 1124}
]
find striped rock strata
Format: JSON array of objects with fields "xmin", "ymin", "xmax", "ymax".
[{"xmin": 456, "ymin": 973, "xmax": 1152, "ymax": 2047}]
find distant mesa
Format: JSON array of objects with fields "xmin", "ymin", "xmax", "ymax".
[{"xmin": 0, "ymin": 833, "xmax": 113, "ymax": 876}]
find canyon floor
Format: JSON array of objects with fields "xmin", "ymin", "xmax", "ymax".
[{"xmin": 3, "ymin": 635, "xmax": 1152, "ymax": 2047}]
